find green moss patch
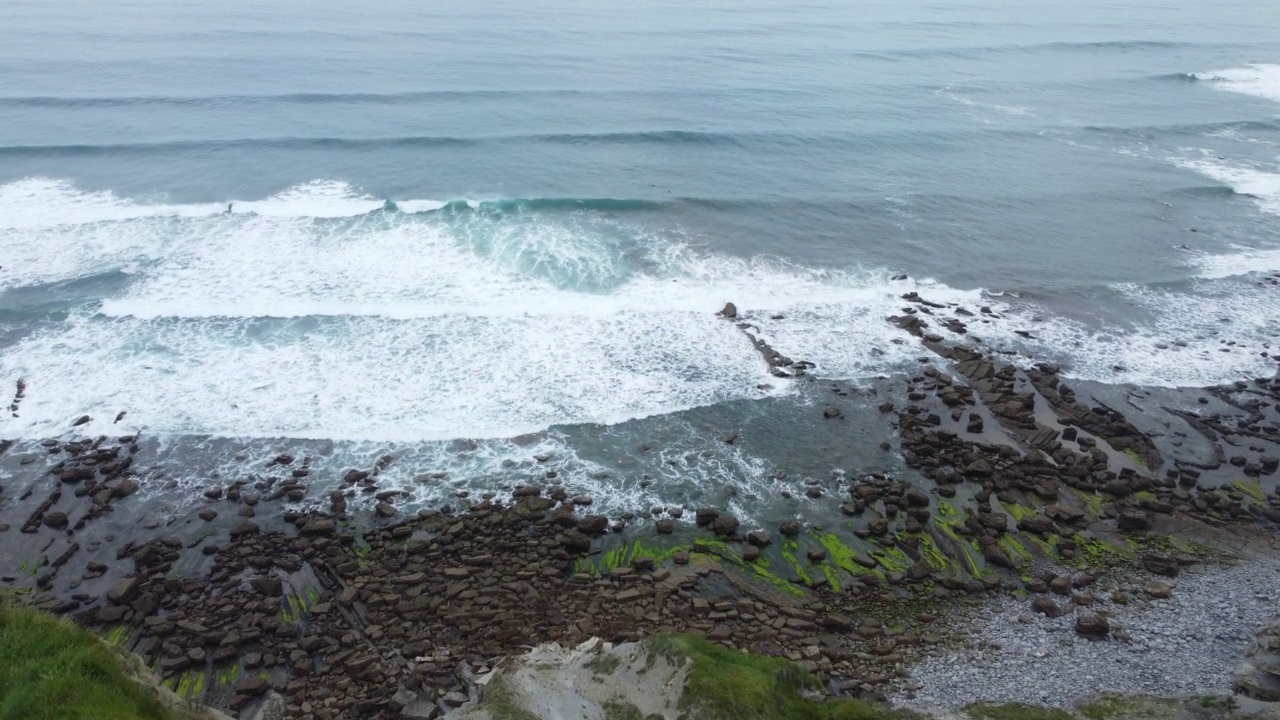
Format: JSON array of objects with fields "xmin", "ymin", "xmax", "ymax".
[
  {"xmin": 963, "ymin": 701, "xmax": 1074, "ymax": 720},
  {"xmin": 647, "ymin": 634, "xmax": 922, "ymax": 720},
  {"xmin": 0, "ymin": 602, "xmax": 173, "ymax": 720},
  {"xmin": 1076, "ymin": 693, "xmax": 1183, "ymax": 719}
]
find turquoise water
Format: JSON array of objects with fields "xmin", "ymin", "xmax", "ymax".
[{"xmin": 1, "ymin": 0, "xmax": 1279, "ymax": 513}]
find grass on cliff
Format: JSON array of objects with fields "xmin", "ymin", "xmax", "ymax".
[
  {"xmin": 0, "ymin": 602, "xmax": 171, "ymax": 720},
  {"xmin": 647, "ymin": 634, "xmax": 922, "ymax": 720}
]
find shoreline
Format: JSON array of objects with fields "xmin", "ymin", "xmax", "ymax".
[{"xmin": 2, "ymin": 293, "xmax": 1279, "ymax": 719}]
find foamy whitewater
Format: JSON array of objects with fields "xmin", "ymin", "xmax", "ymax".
[{"xmin": 2, "ymin": 0, "xmax": 1279, "ymax": 512}]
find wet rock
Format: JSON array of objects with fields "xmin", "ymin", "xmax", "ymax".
[
  {"xmin": 577, "ymin": 515, "xmax": 608, "ymax": 535},
  {"xmin": 747, "ymin": 530, "xmax": 771, "ymax": 547},
  {"xmin": 73, "ymin": 415, "xmax": 91, "ymax": 427},
  {"xmin": 106, "ymin": 576, "xmax": 140, "ymax": 604},
  {"xmin": 251, "ymin": 576, "xmax": 283, "ymax": 597},
  {"xmin": 300, "ymin": 518, "xmax": 335, "ymax": 535},
  {"xmin": 807, "ymin": 548, "xmax": 827, "ymax": 562},
  {"xmin": 743, "ymin": 546, "xmax": 761, "ymax": 562},
  {"xmin": 562, "ymin": 530, "xmax": 592, "ymax": 552},
  {"xmin": 719, "ymin": 302, "xmax": 738, "ymax": 319},
  {"xmin": 198, "ymin": 508, "xmax": 217, "ymax": 522},
  {"xmin": 236, "ymin": 676, "xmax": 270, "ymax": 696},
  {"xmin": 655, "ymin": 519, "xmax": 675, "ymax": 534},
  {"xmin": 780, "ymin": 520, "xmax": 800, "ymax": 536},
  {"xmin": 712, "ymin": 515, "xmax": 740, "ymax": 536},
  {"xmin": 43, "ymin": 512, "xmax": 68, "ymax": 529},
  {"xmin": 375, "ymin": 502, "xmax": 397, "ymax": 518},
  {"xmin": 823, "ymin": 406, "xmax": 843, "ymax": 419},
  {"xmin": 230, "ymin": 520, "xmax": 260, "ymax": 538},
  {"xmin": 695, "ymin": 508, "xmax": 720, "ymax": 527}
]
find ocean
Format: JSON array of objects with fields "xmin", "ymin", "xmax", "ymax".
[{"xmin": 2, "ymin": 0, "xmax": 1279, "ymax": 520}]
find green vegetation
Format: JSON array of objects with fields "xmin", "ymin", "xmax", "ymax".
[
  {"xmin": 478, "ymin": 677, "xmax": 542, "ymax": 720},
  {"xmin": 586, "ymin": 653, "xmax": 623, "ymax": 676},
  {"xmin": 602, "ymin": 699, "xmax": 663, "ymax": 720},
  {"xmin": 962, "ymin": 702, "xmax": 1074, "ymax": 720},
  {"xmin": 646, "ymin": 634, "xmax": 922, "ymax": 720},
  {"xmin": 0, "ymin": 601, "xmax": 172, "ymax": 720},
  {"xmin": 279, "ymin": 585, "xmax": 320, "ymax": 626},
  {"xmin": 1120, "ymin": 449, "xmax": 1147, "ymax": 470},
  {"xmin": 1076, "ymin": 694, "xmax": 1181, "ymax": 719},
  {"xmin": 1230, "ymin": 480, "xmax": 1266, "ymax": 503}
]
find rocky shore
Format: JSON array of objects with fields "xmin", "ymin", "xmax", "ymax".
[{"xmin": 2, "ymin": 291, "xmax": 1279, "ymax": 719}]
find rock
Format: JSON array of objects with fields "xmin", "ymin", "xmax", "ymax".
[
  {"xmin": 1116, "ymin": 510, "xmax": 1151, "ymax": 531},
  {"xmin": 106, "ymin": 577, "xmax": 140, "ymax": 604},
  {"xmin": 779, "ymin": 520, "xmax": 800, "ymax": 536},
  {"xmin": 906, "ymin": 560, "xmax": 932, "ymax": 581},
  {"xmin": 743, "ymin": 546, "xmax": 761, "ymax": 562},
  {"xmin": 300, "ymin": 518, "xmax": 335, "ymax": 535},
  {"xmin": 375, "ymin": 502, "xmax": 397, "ymax": 518},
  {"xmin": 1144, "ymin": 581, "xmax": 1173, "ymax": 599},
  {"xmin": 807, "ymin": 548, "xmax": 827, "ymax": 562},
  {"xmin": 562, "ymin": 530, "xmax": 592, "ymax": 552},
  {"xmin": 443, "ymin": 692, "xmax": 468, "ymax": 708},
  {"xmin": 1017, "ymin": 515, "xmax": 1055, "ymax": 536},
  {"xmin": 390, "ymin": 688, "xmax": 417, "ymax": 713},
  {"xmin": 577, "ymin": 515, "xmax": 608, "ymax": 535},
  {"xmin": 878, "ymin": 402, "xmax": 895, "ymax": 413},
  {"xmin": 250, "ymin": 576, "xmax": 283, "ymax": 597},
  {"xmin": 712, "ymin": 515, "xmax": 740, "ymax": 536},
  {"xmin": 236, "ymin": 676, "xmax": 270, "ymax": 696},
  {"xmin": 1049, "ymin": 576, "xmax": 1073, "ymax": 596},
  {"xmin": 1075, "ymin": 614, "xmax": 1110, "ymax": 638},
  {"xmin": 655, "ymin": 519, "xmax": 675, "ymax": 534},
  {"xmin": 823, "ymin": 406, "xmax": 842, "ymax": 419},
  {"xmin": 1031, "ymin": 596, "xmax": 1063, "ymax": 618},
  {"xmin": 229, "ymin": 520, "xmax": 260, "ymax": 538},
  {"xmin": 695, "ymin": 508, "xmax": 719, "ymax": 527},
  {"xmin": 982, "ymin": 544, "xmax": 1014, "ymax": 569},
  {"xmin": 747, "ymin": 530, "xmax": 771, "ymax": 547},
  {"xmin": 73, "ymin": 415, "xmax": 91, "ymax": 427},
  {"xmin": 1141, "ymin": 553, "xmax": 1180, "ymax": 578},
  {"xmin": 43, "ymin": 512, "xmax": 68, "ymax": 529},
  {"xmin": 198, "ymin": 508, "xmax": 217, "ymax": 522},
  {"xmin": 719, "ymin": 302, "xmax": 738, "ymax": 319}
]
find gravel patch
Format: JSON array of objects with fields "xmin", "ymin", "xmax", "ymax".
[{"xmin": 892, "ymin": 560, "xmax": 1280, "ymax": 711}]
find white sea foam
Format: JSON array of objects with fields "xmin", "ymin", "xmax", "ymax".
[
  {"xmin": 1193, "ymin": 246, "xmax": 1280, "ymax": 279},
  {"xmin": 1194, "ymin": 64, "xmax": 1280, "ymax": 103},
  {"xmin": 395, "ymin": 199, "xmax": 449, "ymax": 214},
  {"xmin": 1173, "ymin": 155, "xmax": 1280, "ymax": 216},
  {"xmin": 1, "ymin": 178, "xmax": 1276, "ymax": 443},
  {"xmin": 232, "ymin": 180, "xmax": 386, "ymax": 218}
]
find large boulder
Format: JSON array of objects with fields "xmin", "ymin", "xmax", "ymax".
[
  {"xmin": 577, "ymin": 515, "xmax": 608, "ymax": 535},
  {"xmin": 712, "ymin": 515, "xmax": 740, "ymax": 537},
  {"xmin": 1117, "ymin": 510, "xmax": 1151, "ymax": 531},
  {"xmin": 1141, "ymin": 554, "xmax": 1179, "ymax": 578},
  {"xmin": 1075, "ymin": 614, "xmax": 1110, "ymax": 639}
]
